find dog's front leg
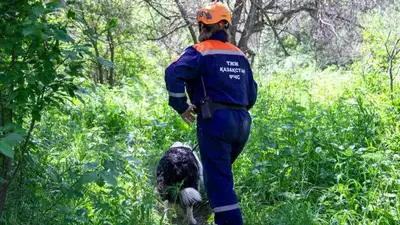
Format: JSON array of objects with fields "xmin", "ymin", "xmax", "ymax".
[{"xmin": 187, "ymin": 205, "xmax": 197, "ymax": 225}]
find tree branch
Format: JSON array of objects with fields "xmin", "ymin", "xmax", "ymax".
[
  {"xmin": 272, "ymin": 4, "xmax": 317, "ymax": 25},
  {"xmin": 147, "ymin": 24, "xmax": 189, "ymax": 41},
  {"xmin": 6, "ymin": 108, "xmax": 38, "ymax": 190},
  {"xmin": 144, "ymin": 0, "xmax": 171, "ymax": 20},
  {"xmin": 173, "ymin": 0, "xmax": 197, "ymax": 44},
  {"xmin": 335, "ymin": 15, "xmax": 365, "ymax": 30},
  {"xmin": 250, "ymin": 0, "xmax": 289, "ymax": 56},
  {"xmin": 385, "ymin": 31, "xmax": 400, "ymax": 100}
]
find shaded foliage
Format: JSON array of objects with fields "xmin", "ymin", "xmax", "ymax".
[
  {"xmin": 0, "ymin": 0, "xmax": 86, "ymax": 218},
  {"xmin": 1, "ymin": 1, "xmax": 400, "ymax": 225}
]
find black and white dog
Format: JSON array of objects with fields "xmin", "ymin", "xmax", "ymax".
[{"xmin": 156, "ymin": 142, "xmax": 203, "ymax": 225}]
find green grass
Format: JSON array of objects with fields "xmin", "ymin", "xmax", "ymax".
[{"xmin": 3, "ymin": 61, "xmax": 400, "ymax": 225}]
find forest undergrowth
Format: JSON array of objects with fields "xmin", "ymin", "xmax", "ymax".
[
  {"xmin": 4, "ymin": 61, "xmax": 400, "ymax": 225},
  {"xmin": 2, "ymin": 1, "xmax": 400, "ymax": 225}
]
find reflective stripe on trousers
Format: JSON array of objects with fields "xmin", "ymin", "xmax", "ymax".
[{"xmin": 213, "ymin": 203, "xmax": 240, "ymax": 213}]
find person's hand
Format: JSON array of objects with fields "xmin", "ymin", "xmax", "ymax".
[{"xmin": 180, "ymin": 105, "xmax": 197, "ymax": 124}]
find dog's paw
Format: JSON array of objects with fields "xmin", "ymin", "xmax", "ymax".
[{"xmin": 189, "ymin": 219, "xmax": 197, "ymax": 225}]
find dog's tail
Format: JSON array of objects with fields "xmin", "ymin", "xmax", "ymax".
[{"xmin": 180, "ymin": 188, "xmax": 202, "ymax": 206}]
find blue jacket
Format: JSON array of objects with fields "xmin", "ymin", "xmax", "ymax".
[{"xmin": 165, "ymin": 31, "xmax": 258, "ymax": 114}]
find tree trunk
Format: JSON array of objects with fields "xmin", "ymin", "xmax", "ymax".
[
  {"xmin": 107, "ymin": 30, "xmax": 115, "ymax": 86},
  {"xmin": 0, "ymin": 94, "xmax": 5, "ymax": 216},
  {"xmin": 237, "ymin": 2, "xmax": 257, "ymax": 56},
  {"xmin": 386, "ymin": 38, "xmax": 400, "ymax": 101},
  {"xmin": 93, "ymin": 41, "xmax": 104, "ymax": 84},
  {"xmin": 0, "ymin": 156, "xmax": 11, "ymax": 218},
  {"xmin": 0, "ymin": 95, "xmax": 12, "ymax": 219},
  {"xmin": 231, "ymin": 0, "xmax": 244, "ymax": 46},
  {"xmin": 389, "ymin": 57, "xmax": 394, "ymax": 100},
  {"xmin": 92, "ymin": 27, "xmax": 103, "ymax": 84},
  {"xmin": 0, "ymin": 47, "xmax": 15, "ymax": 218}
]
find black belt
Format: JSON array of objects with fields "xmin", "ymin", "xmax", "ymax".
[
  {"xmin": 212, "ymin": 102, "xmax": 247, "ymax": 110},
  {"xmin": 194, "ymin": 102, "xmax": 247, "ymax": 115}
]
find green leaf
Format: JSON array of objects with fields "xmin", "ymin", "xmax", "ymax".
[
  {"xmin": 0, "ymin": 142, "xmax": 13, "ymax": 158},
  {"xmin": 107, "ymin": 18, "xmax": 118, "ymax": 29},
  {"xmin": 125, "ymin": 155, "xmax": 141, "ymax": 164},
  {"xmin": 101, "ymin": 171, "xmax": 117, "ymax": 186},
  {"xmin": 63, "ymin": 50, "xmax": 78, "ymax": 60},
  {"xmin": 41, "ymin": 32, "xmax": 50, "ymax": 40},
  {"xmin": 84, "ymin": 28, "xmax": 95, "ymax": 36},
  {"xmin": 79, "ymin": 172, "xmax": 98, "ymax": 184},
  {"xmin": 98, "ymin": 18, "xmax": 119, "ymax": 36},
  {"xmin": 0, "ymin": 177, "xmax": 7, "ymax": 184},
  {"xmin": 132, "ymin": 168, "xmax": 143, "ymax": 177},
  {"xmin": 9, "ymin": 90, "xmax": 18, "ymax": 101},
  {"xmin": 207, "ymin": 213, "xmax": 215, "ymax": 223},
  {"xmin": 76, "ymin": 95, "xmax": 86, "ymax": 104},
  {"xmin": 76, "ymin": 208, "xmax": 89, "ymax": 216},
  {"xmin": 59, "ymin": 206, "xmax": 73, "ymax": 214},
  {"xmin": 103, "ymin": 160, "xmax": 116, "ymax": 170},
  {"xmin": 97, "ymin": 57, "xmax": 115, "ymax": 69},
  {"xmin": 67, "ymin": 86, "xmax": 76, "ymax": 97},
  {"xmin": 32, "ymin": 5, "xmax": 45, "ymax": 17},
  {"xmin": 32, "ymin": 110, "xmax": 42, "ymax": 121},
  {"xmin": 1, "ymin": 123, "xmax": 17, "ymax": 132},
  {"xmin": 6, "ymin": 133, "xmax": 24, "ymax": 143},
  {"xmin": 55, "ymin": 29, "xmax": 74, "ymax": 43},
  {"xmin": 84, "ymin": 162, "xmax": 99, "ymax": 170},
  {"xmin": 96, "ymin": 178, "xmax": 105, "ymax": 187},
  {"xmin": 46, "ymin": 1, "xmax": 64, "ymax": 11},
  {"xmin": 76, "ymin": 45, "xmax": 94, "ymax": 57},
  {"xmin": 23, "ymin": 25, "xmax": 36, "ymax": 37},
  {"xmin": 98, "ymin": 203, "xmax": 111, "ymax": 211},
  {"xmin": 0, "ymin": 132, "xmax": 25, "ymax": 158},
  {"xmin": 68, "ymin": 169, "xmax": 77, "ymax": 180},
  {"xmin": 67, "ymin": 10, "xmax": 76, "ymax": 19},
  {"xmin": 343, "ymin": 149, "xmax": 354, "ymax": 157},
  {"xmin": 47, "ymin": 167, "xmax": 58, "ymax": 181}
]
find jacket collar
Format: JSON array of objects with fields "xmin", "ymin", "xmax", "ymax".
[{"xmin": 209, "ymin": 31, "xmax": 228, "ymax": 42}]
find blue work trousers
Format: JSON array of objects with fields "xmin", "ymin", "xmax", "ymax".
[{"xmin": 197, "ymin": 109, "xmax": 251, "ymax": 225}]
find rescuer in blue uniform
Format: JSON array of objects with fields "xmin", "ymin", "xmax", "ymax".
[{"xmin": 164, "ymin": 1, "xmax": 258, "ymax": 224}]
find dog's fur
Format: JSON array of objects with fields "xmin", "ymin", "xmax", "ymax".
[{"xmin": 156, "ymin": 142, "xmax": 203, "ymax": 225}]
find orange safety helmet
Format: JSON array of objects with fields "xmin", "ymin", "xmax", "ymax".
[{"xmin": 196, "ymin": 1, "xmax": 232, "ymax": 25}]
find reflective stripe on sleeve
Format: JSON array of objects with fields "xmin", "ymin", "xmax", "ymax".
[
  {"xmin": 168, "ymin": 92, "xmax": 186, "ymax": 98},
  {"xmin": 200, "ymin": 50, "xmax": 244, "ymax": 56},
  {"xmin": 213, "ymin": 204, "xmax": 240, "ymax": 213}
]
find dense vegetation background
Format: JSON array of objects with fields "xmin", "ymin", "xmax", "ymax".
[{"xmin": 1, "ymin": 0, "xmax": 400, "ymax": 224}]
